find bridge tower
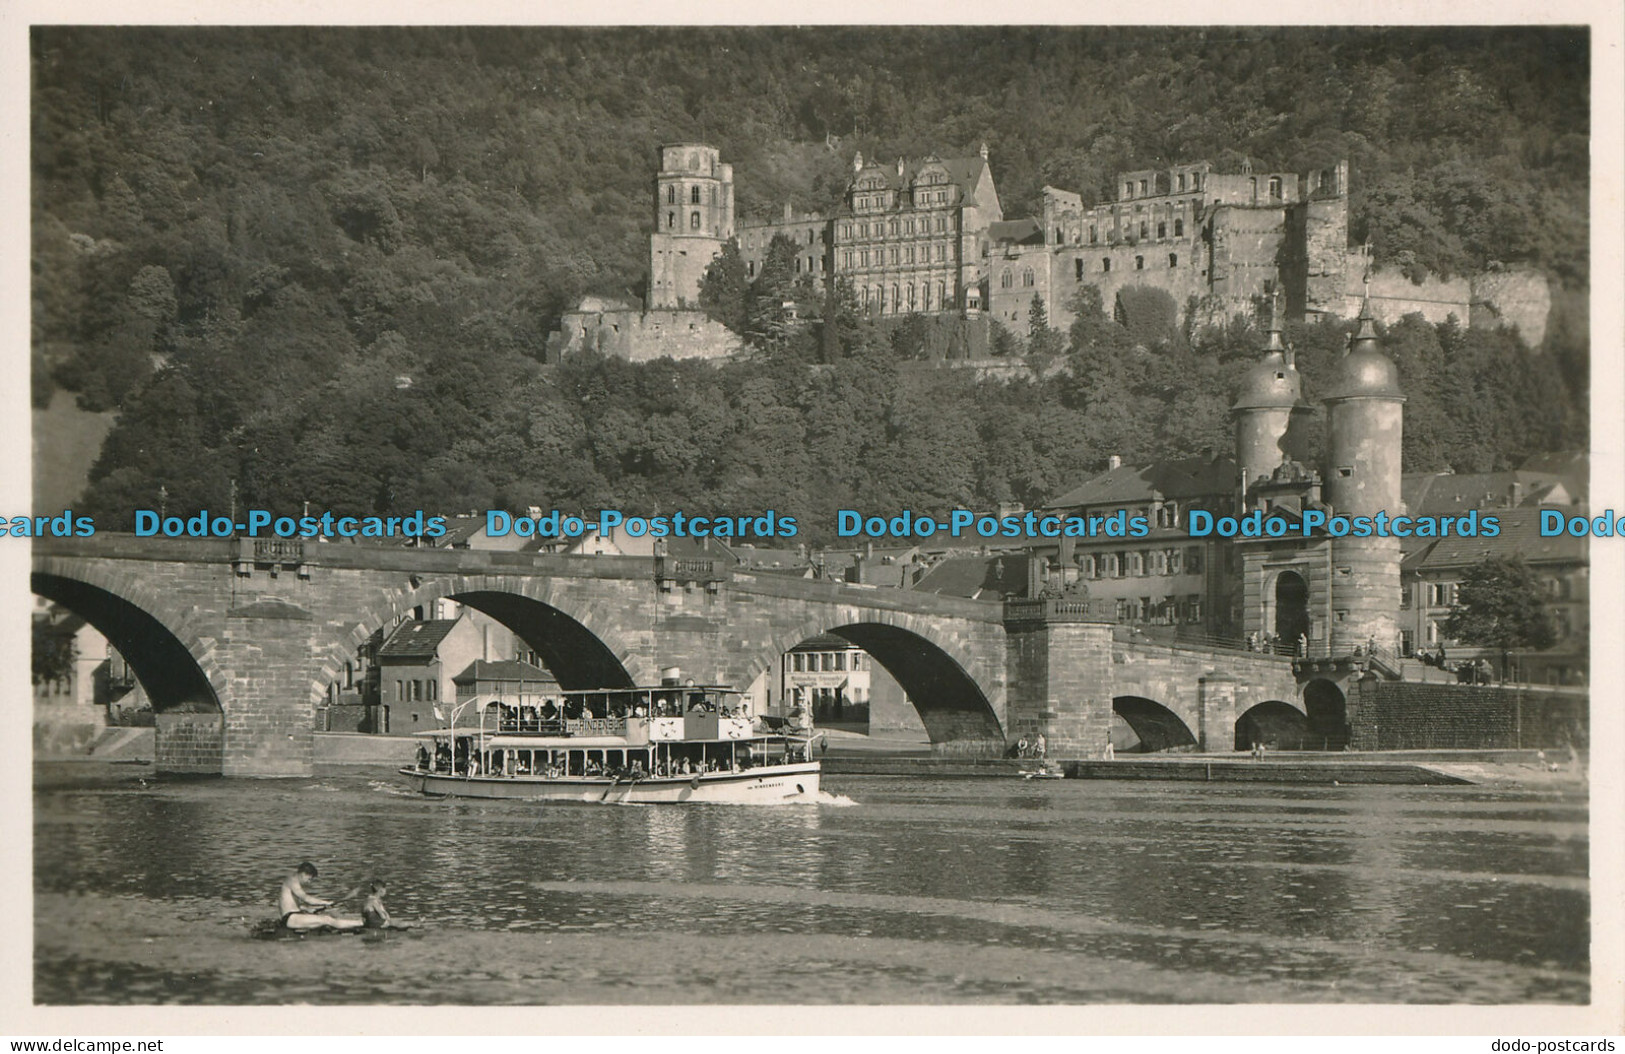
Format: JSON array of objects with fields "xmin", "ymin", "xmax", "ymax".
[
  {"xmin": 649, "ymin": 143, "xmax": 735, "ymax": 309},
  {"xmin": 1232, "ymin": 293, "xmax": 1314, "ymax": 511},
  {"xmin": 1321, "ymin": 295, "xmax": 1405, "ymax": 654}
]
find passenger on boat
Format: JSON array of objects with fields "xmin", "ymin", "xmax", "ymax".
[
  {"xmin": 278, "ymin": 861, "xmax": 346, "ymax": 932},
  {"xmin": 415, "ymin": 744, "xmax": 430, "ymax": 771}
]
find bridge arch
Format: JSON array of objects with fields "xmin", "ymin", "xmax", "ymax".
[
  {"xmin": 1112, "ymin": 695, "xmax": 1197, "ymax": 753},
  {"xmin": 329, "ymin": 573, "xmax": 650, "ymax": 695},
  {"xmin": 31, "ymin": 565, "xmax": 223, "ymax": 713},
  {"xmin": 1235, "ymin": 700, "xmax": 1309, "ymax": 751},
  {"xmin": 1303, "ymin": 678, "xmax": 1350, "ymax": 750},
  {"xmin": 751, "ymin": 613, "xmax": 1005, "ymax": 750}
]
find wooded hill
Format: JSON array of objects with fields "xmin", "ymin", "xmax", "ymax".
[{"xmin": 30, "ymin": 27, "xmax": 1589, "ymax": 542}]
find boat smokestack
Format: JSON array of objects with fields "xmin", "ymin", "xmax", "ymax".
[{"xmin": 661, "ymin": 666, "xmax": 682, "ymax": 687}]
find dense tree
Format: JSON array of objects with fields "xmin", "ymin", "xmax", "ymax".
[{"xmin": 1442, "ymin": 556, "xmax": 1557, "ymax": 682}]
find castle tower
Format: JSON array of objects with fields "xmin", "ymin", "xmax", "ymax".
[
  {"xmin": 1321, "ymin": 295, "xmax": 1405, "ymax": 653},
  {"xmin": 649, "ymin": 143, "xmax": 735, "ymax": 310},
  {"xmin": 1232, "ymin": 295, "xmax": 1313, "ymax": 508}
]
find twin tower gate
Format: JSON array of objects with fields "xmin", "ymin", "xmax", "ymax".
[{"xmin": 33, "ymin": 536, "xmax": 1300, "ymax": 776}]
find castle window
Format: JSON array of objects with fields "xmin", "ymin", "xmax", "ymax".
[
  {"xmin": 667, "ymin": 212, "xmax": 675, "ymax": 230},
  {"xmin": 1075, "ymin": 259, "xmax": 1084, "ymax": 279},
  {"xmin": 937, "ymin": 281, "xmax": 946, "ymax": 308},
  {"xmin": 923, "ymin": 283, "xmax": 933, "ymax": 311},
  {"xmin": 891, "ymin": 284, "xmax": 899, "ymax": 310},
  {"xmin": 1135, "ymin": 256, "xmax": 1144, "ymax": 270},
  {"xmin": 1089, "ymin": 226, "xmax": 1098, "ymax": 244},
  {"xmin": 807, "ymin": 230, "xmax": 815, "ymax": 245},
  {"xmin": 1082, "ymin": 555, "xmax": 1097, "ymax": 578},
  {"xmin": 907, "ymin": 284, "xmax": 916, "ymax": 310},
  {"xmin": 1178, "ymin": 173, "xmax": 1187, "ymax": 191},
  {"xmin": 1269, "ymin": 176, "xmax": 1282, "ymax": 200},
  {"xmin": 905, "ymin": 247, "xmax": 915, "ymax": 264},
  {"xmin": 1023, "ymin": 269, "xmax": 1034, "ymax": 287},
  {"xmin": 1157, "ymin": 222, "xmax": 1166, "ymax": 239},
  {"xmin": 667, "ymin": 186, "xmax": 676, "ymax": 205},
  {"xmin": 906, "ymin": 220, "xmax": 914, "ymax": 235},
  {"xmin": 859, "ymin": 222, "xmax": 869, "ymax": 238},
  {"xmin": 890, "ymin": 247, "xmax": 899, "ymax": 265},
  {"xmin": 936, "ymin": 244, "xmax": 946, "ymax": 262},
  {"xmin": 1001, "ymin": 270, "xmax": 1013, "ymax": 289},
  {"xmin": 1169, "ymin": 253, "xmax": 1178, "ymax": 268},
  {"xmin": 690, "ymin": 211, "xmax": 701, "ymax": 230},
  {"xmin": 1174, "ymin": 218, "xmax": 1183, "ymax": 237},
  {"xmin": 936, "ymin": 217, "xmax": 947, "ymax": 232},
  {"xmin": 1186, "ymin": 547, "xmax": 1202, "ymax": 573},
  {"xmin": 1102, "ymin": 258, "xmax": 1111, "ymax": 272},
  {"xmin": 1188, "ymin": 595, "xmax": 1202, "ymax": 622},
  {"xmin": 1139, "ymin": 221, "xmax": 1148, "ymax": 239},
  {"xmin": 889, "ymin": 219, "xmax": 899, "ymax": 235},
  {"xmin": 1125, "ymin": 182, "xmax": 1134, "ymax": 198},
  {"xmin": 1130, "ymin": 552, "xmax": 1144, "ymax": 576},
  {"xmin": 1338, "ymin": 466, "xmax": 1353, "ymax": 478},
  {"xmin": 1105, "ymin": 553, "xmax": 1120, "ymax": 577},
  {"xmin": 860, "ymin": 250, "xmax": 869, "ymax": 267},
  {"xmin": 843, "ymin": 251, "xmax": 853, "ymax": 268},
  {"xmin": 795, "ymin": 257, "xmax": 802, "ymax": 274},
  {"xmin": 1139, "ymin": 179, "xmax": 1148, "ymax": 196},
  {"xmin": 748, "ymin": 261, "xmax": 756, "ymax": 277},
  {"xmin": 691, "ymin": 186, "xmax": 701, "ymax": 205}
]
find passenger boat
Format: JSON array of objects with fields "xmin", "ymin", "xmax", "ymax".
[{"xmin": 398, "ymin": 681, "xmax": 820, "ymax": 804}]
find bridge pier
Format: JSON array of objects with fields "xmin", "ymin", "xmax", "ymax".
[
  {"xmin": 1003, "ymin": 602, "xmax": 1113, "ymax": 758},
  {"xmin": 1197, "ymin": 673, "xmax": 1237, "ymax": 752}
]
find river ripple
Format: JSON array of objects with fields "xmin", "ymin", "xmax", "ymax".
[{"xmin": 33, "ymin": 764, "xmax": 1588, "ymax": 1004}]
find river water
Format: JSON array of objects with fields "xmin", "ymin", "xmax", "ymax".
[{"xmin": 33, "ymin": 763, "xmax": 1588, "ymax": 1004}]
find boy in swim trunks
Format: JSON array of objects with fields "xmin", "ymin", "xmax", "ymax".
[
  {"xmin": 278, "ymin": 861, "xmax": 360, "ymax": 931},
  {"xmin": 361, "ymin": 880, "xmax": 391, "ymax": 929}
]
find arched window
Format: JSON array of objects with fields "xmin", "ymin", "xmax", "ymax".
[
  {"xmin": 1135, "ymin": 255, "xmax": 1145, "ymax": 270},
  {"xmin": 1102, "ymin": 257, "xmax": 1112, "ymax": 272},
  {"xmin": 891, "ymin": 284, "xmax": 899, "ymax": 311},
  {"xmin": 1169, "ymin": 253, "xmax": 1178, "ymax": 268},
  {"xmin": 1082, "ymin": 555, "xmax": 1097, "ymax": 578},
  {"xmin": 691, "ymin": 185, "xmax": 701, "ymax": 205},
  {"xmin": 937, "ymin": 281, "xmax": 946, "ymax": 309},
  {"xmin": 667, "ymin": 212, "xmax": 675, "ymax": 230},
  {"xmin": 1174, "ymin": 218, "xmax": 1184, "ymax": 237},
  {"xmin": 1001, "ymin": 270, "xmax": 1013, "ymax": 289},
  {"xmin": 1157, "ymin": 221, "xmax": 1167, "ymax": 239},
  {"xmin": 907, "ymin": 284, "xmax": 916, "ymax": 310},
  {"xmin": 922, "ymin": 283, "xmax": 932, "ymax": 311},
  {"xmin": 690, "ymin": 211, "xmax": 701, "ymax": 230},
  {"xmin": 1023, "ymin": 269, "xmax": 1034, "ymax": 287}
]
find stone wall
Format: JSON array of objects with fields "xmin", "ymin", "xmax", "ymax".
[
  {"xmin": 1346, "ymin": 678, "xmax": 1587, "ymax": 750},
  {"xmin": 552, "ymin": 308, "xmax": 743, "ymax": 363},
  {"xmin": 154, "ymin": 711, "xmax": 224, "ymax": 774}
]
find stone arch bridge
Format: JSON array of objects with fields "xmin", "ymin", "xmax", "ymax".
[{"xmin": 33, "ymin": 536, "xmax": 1300, "ymax": 775}]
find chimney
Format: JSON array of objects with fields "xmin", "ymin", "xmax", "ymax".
[
  {"xmin": 1108, "ymin": 455, "xmax": 1122, "ymax": 470},
  {"xmin": 1509, "ymin": 481, "xmax": 1524, "ymax": 506}
]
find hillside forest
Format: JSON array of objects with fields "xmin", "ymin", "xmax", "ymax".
[{"xmin": 31, "ymin": 27, "xmax": 1590, "ymax": 543}]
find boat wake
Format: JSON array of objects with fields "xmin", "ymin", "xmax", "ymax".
[{"xmin": 367, "ymin": 779, "xmax": 422, "ymax": 798}]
